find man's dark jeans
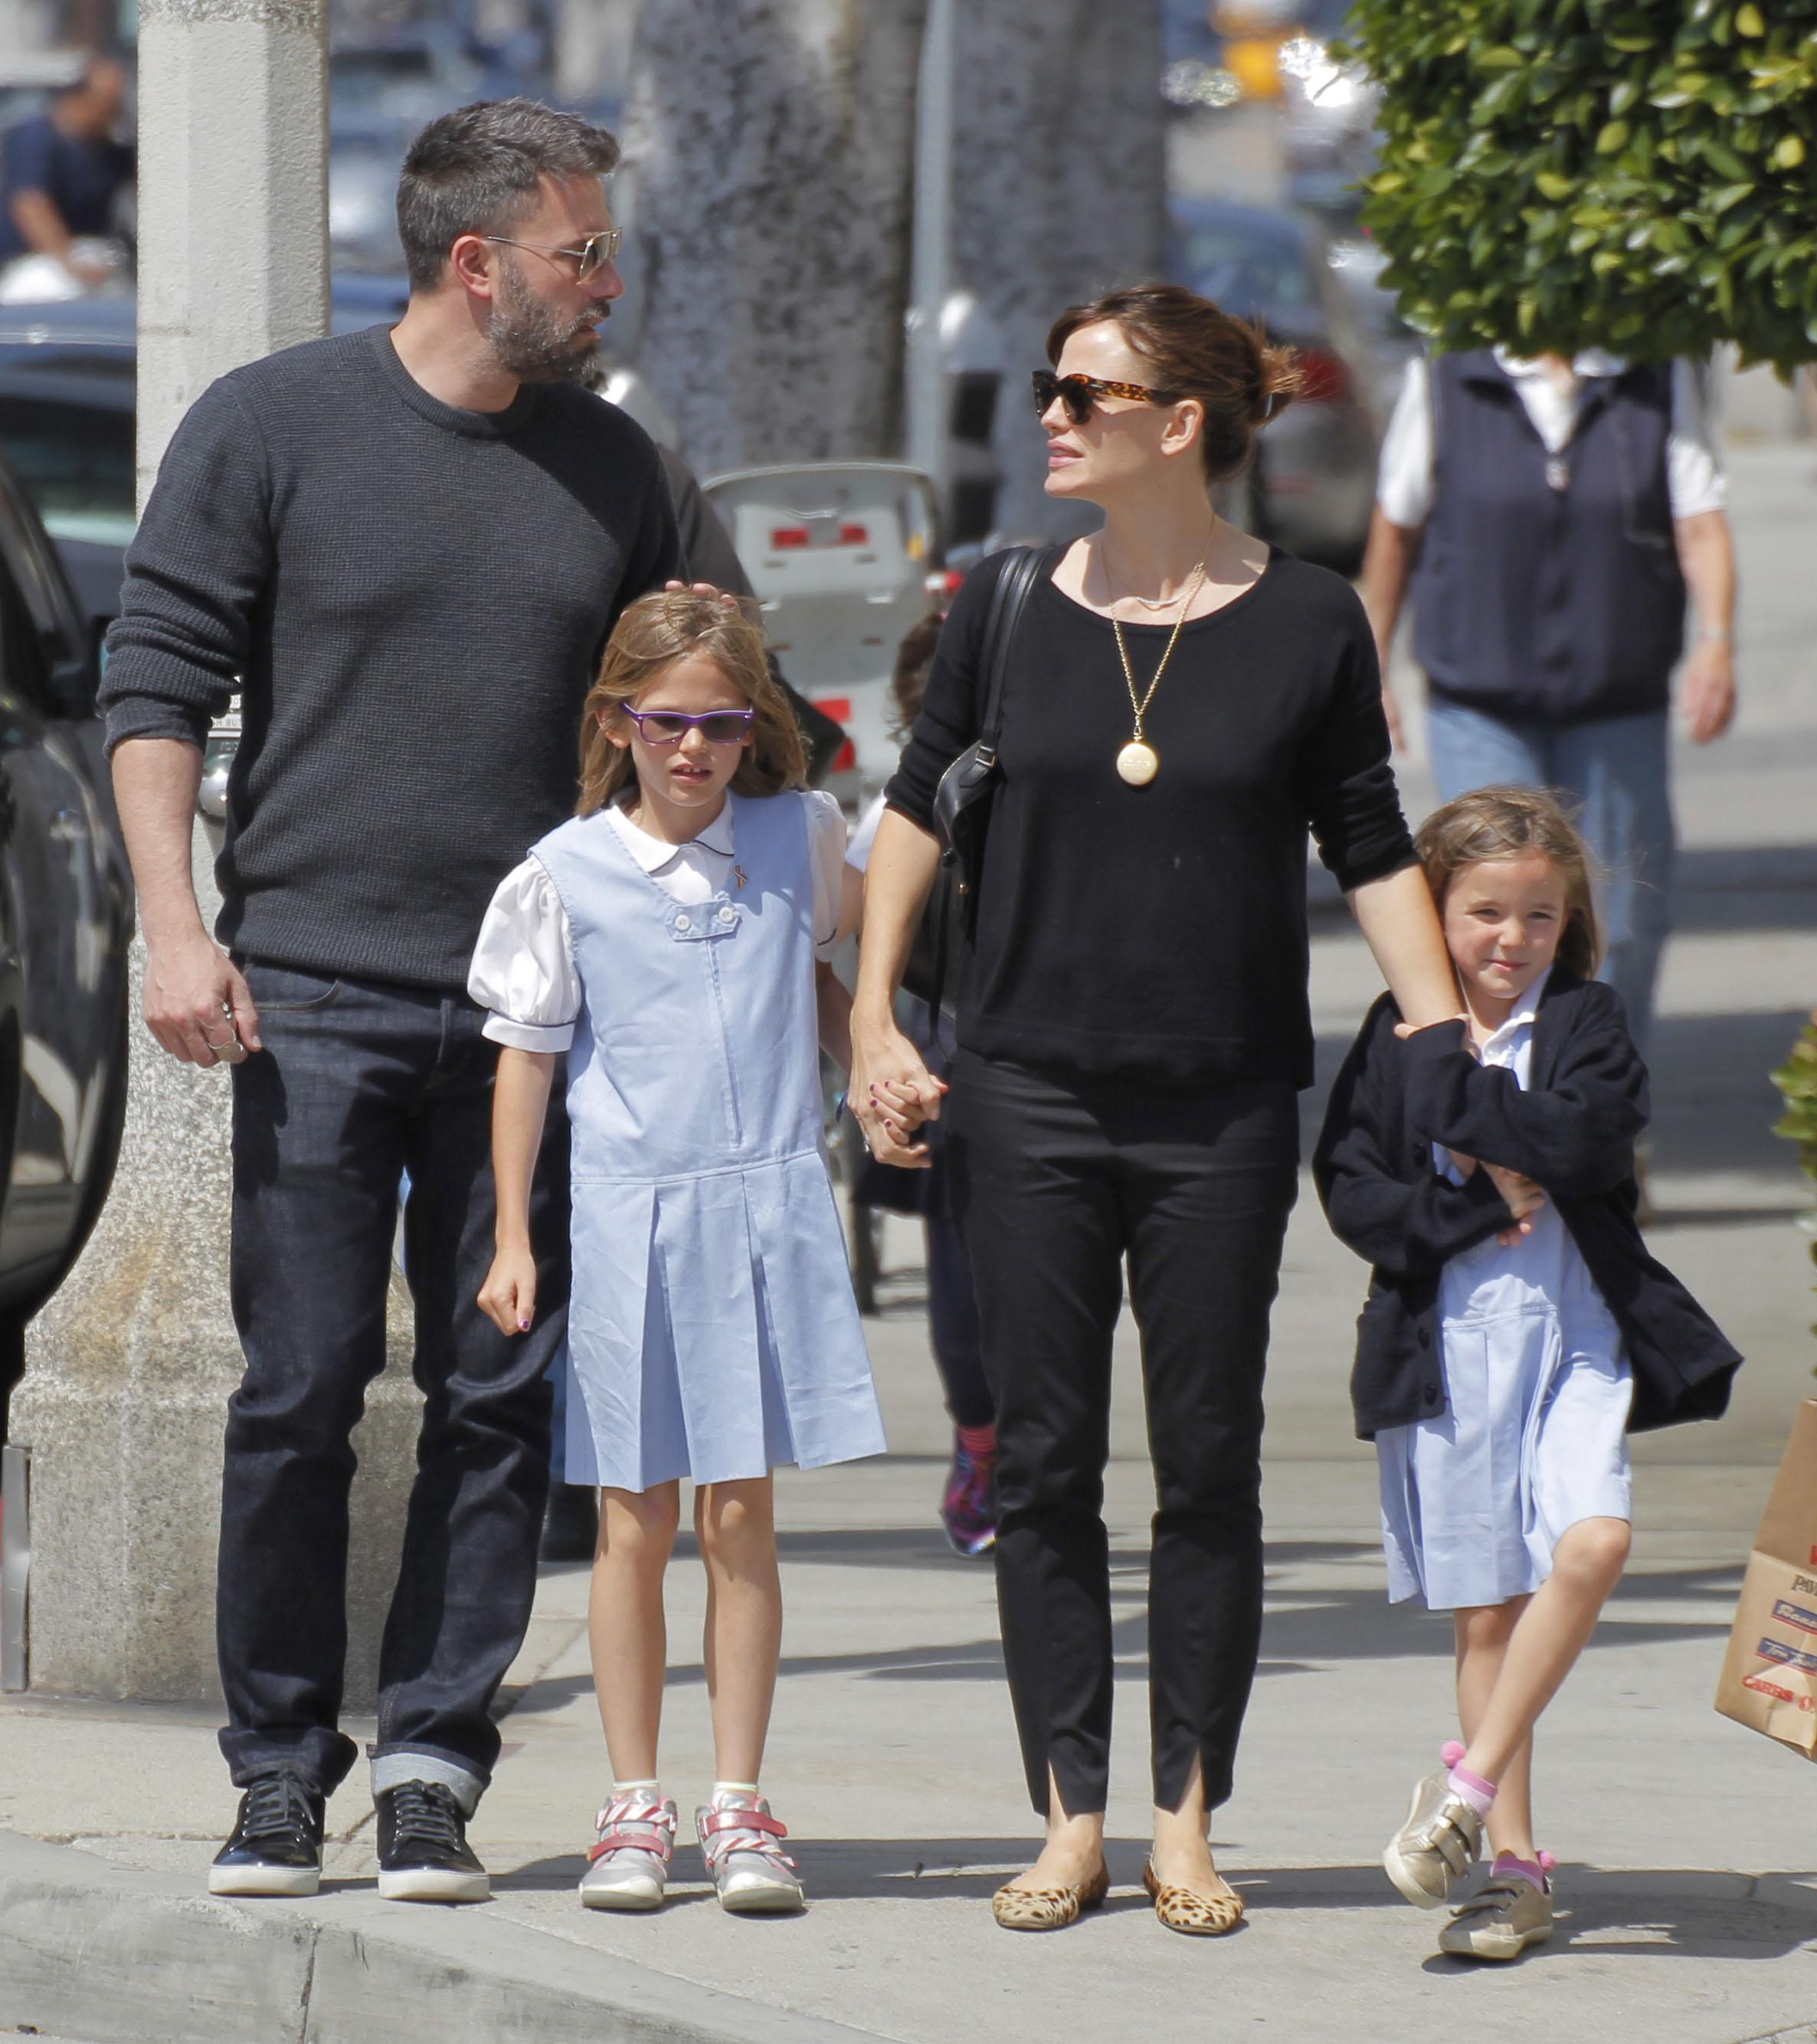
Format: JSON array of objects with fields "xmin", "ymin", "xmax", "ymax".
[{"xmin": 218, "ymin": 963, "xmax": 569, "ymax": 1800}]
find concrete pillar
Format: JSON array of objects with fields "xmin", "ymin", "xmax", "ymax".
[{"xmin": 14, "ymin": 0, "xmax": 422, "ymax": 1707}]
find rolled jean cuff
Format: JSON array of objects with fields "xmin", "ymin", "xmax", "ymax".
[{"xmin": 369, "ymin": 1747, "xmax": 486, "ymax": 1816}]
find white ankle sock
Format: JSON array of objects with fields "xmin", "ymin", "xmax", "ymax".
[{"xmin": 713, "ymin": 1780, "xmax": 760, "ymax": 1801}]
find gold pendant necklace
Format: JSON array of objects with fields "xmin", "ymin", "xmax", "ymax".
[{"xmin": 1108, "ymin": 546, "xmax": 1208, "ymax": 788}]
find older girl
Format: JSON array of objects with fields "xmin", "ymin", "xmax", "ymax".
[{"xmin": 471, "ymin": 591, "xmax": 891, "ymax": 1917}]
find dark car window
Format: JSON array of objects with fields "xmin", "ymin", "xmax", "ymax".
[
  {"xmin": 1174, "ymin": 220, "xmax": 1318, "ymax": 324},
  {"xmin": 0, "ymin": 347, "xmax": 134, "ymax": 385},
  {"xmin": 0, "ymin": 460, "xmax": 87, "ymax": 704},
  {"xmin": 0, "ymin": 395, "xmax": 136, "ymax": 549},
  {"xmin": 0, "ymin": 532, "xmax": 55, "ymax": 715}
]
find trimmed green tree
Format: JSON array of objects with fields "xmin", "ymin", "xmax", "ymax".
[{"xmin": 1337, "ymin": 0, "xmax": 1817, "ymax": 372}]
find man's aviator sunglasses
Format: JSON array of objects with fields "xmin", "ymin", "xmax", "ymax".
[
  {"xmin": 486, "ymin": 225, "xmax": 622, "ymax": 282},
  {"xmin": 1031, "ymin": 369, "xmax": 1175, "ymax": 424},
  {"xmin": 620, "ymin": 706, "xmax": 755, "ymax": 746}
]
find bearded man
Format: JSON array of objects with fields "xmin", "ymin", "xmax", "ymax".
[{"xmin": 99, "ymin": 100, "xmax": 678, "ymax": 1902}]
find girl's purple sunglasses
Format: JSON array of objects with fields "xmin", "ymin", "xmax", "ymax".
[{"xmin": 620, "ymin": 706, "xmax": 755, "ymax": 745}]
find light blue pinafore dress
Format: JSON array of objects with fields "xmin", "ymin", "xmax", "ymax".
[
  {"xmin": 1375, "ymin": 995, "xmax": 1633, "ymax": 1610},
  {"xmin": 532, "ymin": 791, "xmax": 886, "ymax": 1492}
]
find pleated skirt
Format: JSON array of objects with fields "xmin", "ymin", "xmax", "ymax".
[
  {"xmin": 1377, "ymin": 1302, "xmax": 1633, "ymax": 1611},
  {"xmin": 563, "ymin": 1148, "xmax": 886, "ymax": 1491}
]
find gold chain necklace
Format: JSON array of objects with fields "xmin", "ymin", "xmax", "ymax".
[{"xmin": 1106, "ymin": 546, "xmax": 1208, "ymax": 788}]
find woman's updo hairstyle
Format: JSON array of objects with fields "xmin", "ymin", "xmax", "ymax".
[{"xmin": 1046, "ymin": 282, "xmax": 1301, "ymax": 486}]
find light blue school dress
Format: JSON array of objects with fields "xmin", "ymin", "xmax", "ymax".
[
  {"xmin": 505, "ymin": 790, "xmax": 885, "ymax": 1492},
  {"xmin": 1376, "ymin": 988, "xmax": 1634, "ymax": 1611}
]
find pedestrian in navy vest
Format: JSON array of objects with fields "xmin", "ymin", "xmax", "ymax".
[{"xmin": 1359, "ymin": 348, "xmax": 1738, "ymax": 1069}]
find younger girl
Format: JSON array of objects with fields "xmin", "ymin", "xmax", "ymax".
[
  {"xmin": 472, "ymin": 591, "xmax": 895, "ymax": 1916},
  {"xmin": 1314, "ymin": 787, "xmax": 1740, "ymax": 1962}
]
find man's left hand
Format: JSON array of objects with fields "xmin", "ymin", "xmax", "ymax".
[{"xmin": 1681, "ymin": 639, "xmax": 1737, "ymax": 745}]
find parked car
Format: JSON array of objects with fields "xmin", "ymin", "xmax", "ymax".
[
  {"xmin": 1324, "ymin": 229, "xmax": 1421, "ymax": 423},
  {"xmin": 0, "ymin": 448, "xmax": 132, "ymax": 1439},
  {"xmin": 1170, "ymin": 197, "xmax": 1383, "ymax": 572},
  {"xmin": 703, "ymin": 462, "xmax": 943, "ymax": 811},
  {"xmin": 0, "ymin": 286, "xmax": 432, "ymax": 627}
]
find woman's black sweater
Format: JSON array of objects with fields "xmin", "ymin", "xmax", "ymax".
[
  {"xmin": 1314, "ymin": 971, "xmax": 1742, "ymax": 1439},
  {"xmin": 886, "ymin": 548, "xmax": 1414, "ymax": 1086}
]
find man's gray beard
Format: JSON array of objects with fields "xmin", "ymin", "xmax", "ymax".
[{"xmin": 486, "ymin": 256, "xmax": 600, "ymax": 385}]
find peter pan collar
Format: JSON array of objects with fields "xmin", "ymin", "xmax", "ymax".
[{"xmin": 606, "ymin": 798, "xmax": 736, "ymax": 872}]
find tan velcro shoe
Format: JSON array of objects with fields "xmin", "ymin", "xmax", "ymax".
[
  {"xmin": 1383, "ymin": 1767, "xmax": 1485, "ymax": 1908},
  {"xmin": 1439, "ymin": 1873, "xmax": 1555, "ymax": 1960}
]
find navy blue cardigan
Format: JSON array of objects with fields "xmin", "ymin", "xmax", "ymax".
[{"xmin": 1313, "ymin": 971, "xmax": 1741, "ymax": 1440}]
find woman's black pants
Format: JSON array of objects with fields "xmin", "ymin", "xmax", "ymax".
[{"xmin": 945, "ymin": 1049, "xmax": 1299, "ymax": 1820}]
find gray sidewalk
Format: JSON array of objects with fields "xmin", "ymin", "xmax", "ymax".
[{"xmin": 2, "ymin": 444, "xmax": 1815, "ymax": 2042}]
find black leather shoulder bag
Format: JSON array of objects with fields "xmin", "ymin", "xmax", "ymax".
[{"xmin": 904, "ymin": 542, "xmax": 1056, "ymax": 1014}]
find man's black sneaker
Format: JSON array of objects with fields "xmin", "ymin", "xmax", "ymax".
[
  {"xmin": 208, "ymin": 1770, "xmax": 325, "ymax": 1897},
  {"xmin": 375, "ymin": 1780, "xmax": 489, "ymax": 1902}
]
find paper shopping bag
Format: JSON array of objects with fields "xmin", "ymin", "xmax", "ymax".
[{"xmin": 1715, "ymin": 1399, "xmax": 1817, "ymax": 1760}]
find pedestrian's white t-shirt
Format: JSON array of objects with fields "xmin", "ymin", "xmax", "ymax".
[{"xmin": 1376, "ymin": 348, "xmax": 1726, "ymax": 529}]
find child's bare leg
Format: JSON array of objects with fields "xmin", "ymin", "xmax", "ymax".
[
  {"xmin": 696, "ymin": 1476, "xmax": 782, "ymax": 1784},
  {"xmin": 590, "ymin": 1482, "xmax": 680, "ymax": 1779},
  {"xmin": 1459, "ymin": 1518, "xmax": 1630, "ymax": 1790},
  {"xmin": 1454, "ymin": 1600, "xmax": 1536, "ymax": 1859}
]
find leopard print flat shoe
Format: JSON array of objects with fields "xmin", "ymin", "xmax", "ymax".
[
  {"xmin": 990, "ymin": 1859, "xmax": 1111, "ymax": 1931},
  {"xmin": 1143, "ymin": 1859, "xmax": 1245, "ymax": 1936}
]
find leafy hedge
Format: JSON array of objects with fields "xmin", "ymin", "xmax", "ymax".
[{"xmin": 1337, "ymin": 0, "xmax": 1817, "ymax": 372}]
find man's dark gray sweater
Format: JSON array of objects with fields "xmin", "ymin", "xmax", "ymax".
[{"xmin": 100, "ymin": 325, "xmax": 680, "ymax": 991}]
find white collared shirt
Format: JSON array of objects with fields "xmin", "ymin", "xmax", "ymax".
[
  {"xmin": 468, "ymin": 791, "xmax": 850, "ymax": 1052},
  {"xmin": 1432, "ymin": 973, "xmax": 1625, "ymax": 1356},
  {"xmin": 1432, "ymin": 987, "xmax": 1543, "ymax": 1186},
  {"xmin": 1377, "ymin": 349, "xmax": 1725, "ymax": 529}
]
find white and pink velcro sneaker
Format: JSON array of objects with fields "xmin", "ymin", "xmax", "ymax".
[
  {"xmin": 578, "ymin": 1789, "xmax": 678, "ymax": 1911},
  {"xmin": 694, "ymin": 1789, "xmax": 805, "ymax": 1915}
]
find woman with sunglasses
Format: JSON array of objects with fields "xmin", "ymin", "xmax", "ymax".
[
  {"xmin": 851, "ymin": 283, "xmax": 1459, "ymax": 1935},
  {"xmin": 470, "ymin": 589, "xmax": 891, "ymax": 1916}
]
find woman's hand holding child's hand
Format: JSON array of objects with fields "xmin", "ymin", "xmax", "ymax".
[
  {"xmin": 478, "ymin": 1243, "xmax": 539, "ymax": 1335},
  {"xmin": 866, "ymin": 1077, "xmax": 930, "ymax": 1147}
]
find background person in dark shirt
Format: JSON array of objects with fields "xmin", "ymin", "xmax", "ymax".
[
  {"xmin": 0, "ymin": 57, "xmax": 134, "ymax": 280},
  {"xmin": 99, "ymin": 100, "xmax": 679, "ymax": 1907},
  {"xmin": 853, "ymin": 285, "xmax": 1462, "ymax": 1936}
]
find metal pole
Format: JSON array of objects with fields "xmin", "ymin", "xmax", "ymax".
[{"xmin": 905, "ymin": 0, "xmax": 952, "ymax": 496}]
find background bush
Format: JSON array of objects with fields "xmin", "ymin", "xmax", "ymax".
[{"xmin": 1337, "ymin": 0, "xmax": 1817, "ymax": 372}]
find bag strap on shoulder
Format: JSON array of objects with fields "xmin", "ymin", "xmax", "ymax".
[{"xmin": 972, "ymin": 542, "xmax": 1061, "ymax": 765}]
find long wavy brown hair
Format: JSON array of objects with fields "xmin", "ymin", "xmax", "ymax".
[
  {"xmin": 577, "ymin": 589, "xmax": 807, "ymax": 817},
  {"xmin": 1414, "ymin": 785, "xmax": 1603, "ymax": 981}
]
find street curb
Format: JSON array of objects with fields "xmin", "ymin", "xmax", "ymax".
[{"xmin": 0, "ymin": 1831, "xmax": 880, "ymax": 2044}]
